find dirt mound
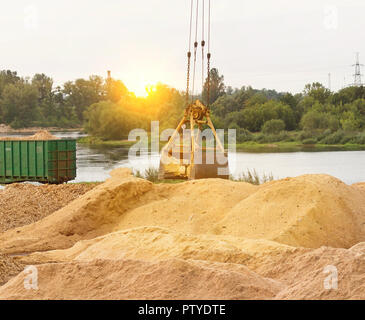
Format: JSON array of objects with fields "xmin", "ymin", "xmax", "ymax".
[
  {"xmin": 0, "ymin": 169, "xmax": 154, "ymax": 254},
  {"xmin": 217, "ymin": 175, "xmax": 365, "ymax": 248},
  {"xmin": 17, "ymin": 227, "xmax": 297, "ymax": 269},
  {"xmin": 6, "ymin": 239, "xmax": 365, "ymax": 299},
  {"xmin": 0, "ymin": 169, "xmax": 255, "ymax": 254},
  {"xmin": 0, "ymin": 183, "xmax": 98, "ymax": 233},
  {"xmin": 0, "ymin": 258, "xmax": 283, "ymax": 300},
  {"xmin": 114, "ymin": 178, "xmax": 256, "ymax": 235},
  {"xmin": 0, "ymin": 255, "xmax": 23, "ymax": 286},
  {"xmin": 0, "ymin": 124, "xmax": 11, "ymax": 133},
  {"xmin": 1, "ymin": 169, "xmax": 365, "ymax": 299},
  {"xmin": 0, "ymin": 130, "xmax": 59, "ymax": 141},
  {"xmin": 272, "ymin": 244, "xmax": 365, "ymax": 299},
  {"xmin": 352, "ymin": 182, "xmax": 365, "ymax": 190},
  {"xmin": 1, "ymin": 171, "xmax": 365, "ymax": 255},
  {"xmin": 92, "ymin": 173, "xmax": 365, "ymax": 249}
]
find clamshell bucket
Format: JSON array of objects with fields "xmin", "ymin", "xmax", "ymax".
[{"xmin": 158, "ymin": 100, "xmax": 229, "ymax": 180}]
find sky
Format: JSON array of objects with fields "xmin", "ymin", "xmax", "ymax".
[{"xmin": 1, "ymin": 0, "xmax": 365, "ymax": 96}]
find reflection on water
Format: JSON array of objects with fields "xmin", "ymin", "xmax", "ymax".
[
  {"xmin": 1, "ymin": 131, "xmax": 365, "ymax": 185},
  {"xmin": 75, "ymin": 143, "xmax": 160, "ymax": 183},
  {"xmin": 228, "ymin": 151, "xmax": 365, "ymax": 185}
]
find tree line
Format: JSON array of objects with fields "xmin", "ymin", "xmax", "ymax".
[
  {"xmin": 1, "ymin": 68, "xmax": 365, "ymax": 145},
  {"xmin": 208, "ymin": 74, "xmax": 365, "ymax": 144},
  {"xmin": 0, "ymin": 70, "xmax": 128, "ymax": 128}
]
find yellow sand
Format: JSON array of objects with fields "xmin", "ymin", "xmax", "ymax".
[
  {"xmin": 0, "ymin": 258, "xmax": 284, "ymax": 300},
  {"xmin": 16, "ymin": 227, "xmax": 297, "ymax": 271},
  {"xmin": 0, "ymin": 130, "xmax": 59, "ymax": 141},
  {"xmin": 1, "ymin": 168, "xmax": 365, "ymax": 255},
  {"xmin": 2, "ymin": 168, "xmax": 365, "ymax": 299},
  {"xmin": 218, "ymin": 175, "xmax": 365, "ymax": 248}
]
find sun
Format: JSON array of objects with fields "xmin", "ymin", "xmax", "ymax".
[
  {"xmin": 123, "ymin": 75, "xmax": 161, "ymax": 97},
  {"xmin": 129, "ymin": 83, "xmax": 158, "ymax": 97},
  {"xmin": 116, "ymin": 67, "xmax": 166, "ymax": 97}
]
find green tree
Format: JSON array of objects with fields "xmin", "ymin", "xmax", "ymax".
[
  {"xmin": 104, "ymin": 78, "xmax": 128, "ymax": 103},
  {"xmin": 0, "ymin": 82, "xmax": 39, "ymax": 127},
  {"xmin": 240, "ymin": 107, "xmax": 261, "ymax": 131},
  {"xmin": 300, "ymin": 110, "xmax": 332, "ymax": 131},
  {"xmin": 202, "ymin": 68, "xmax": 225, "ymax": 105},
  {"xmin": 303, "ymin": 82, "xmax": 331, "ymax": 104},
  {"xmin": 245, "ymin": 93, "xmax": 268, "ymax": 108},
  {"xmin": 341, "ymin": 111, "xmax": 361, "ymax": 131},
  {"xmin": 85, "ymin": 100, "xmax": 144, "ymax": 140},
  {"xmin": 0, "ymin": 70, "xmax": 20, "ymax": 95},
  {"xmin": 32, "ymin": 73, "xmax": 53, "ymax": 102},
  {"xmin": 211, "ymin": 94, "xmax": 241, "ymax": 118},
  {"xmin": 262, "ymin": 119, "xmax": 286, "ymax": 134},
  {"xmin": 331, "ymin": 86, "xmax": 365, "ymax": 105},
  {"xmin": 63, "ymin": 76, "xmax": 104, "ymax": 121}
]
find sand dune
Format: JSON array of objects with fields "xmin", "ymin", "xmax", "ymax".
[
  {"xmin": 1, "ymin": 168, "xmax": 365, "ymax": 299},
  {"xmin": 0, "ymin": 258, "xmax": 283, "ymax": 300}
]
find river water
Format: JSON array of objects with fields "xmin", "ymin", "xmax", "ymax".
[{"xmin": 1, "ymin": 131, "xmax": 365, "ymax": 185}]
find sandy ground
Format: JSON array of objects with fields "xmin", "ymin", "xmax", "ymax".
[
  {"xmin": 0, "ymin": 130, "xmax": 59, "ymax": 140},
  {"xmin": 0, "ymin": 183, "xmax": 98, "ymax": 233},
  {"xmin": 0, "ymin": 124, "xmax": 81, "ymax": 133},
  {"xmin": 1, "ymin": 168, "xmax": 365, "ymax": 299},
  {"xmin": 0, "ymin": 183, "xmax": 98, "ymax": 286},
  {"xmin": 0, "ymin": 255, "xmax": 23, "ymax": 287}
]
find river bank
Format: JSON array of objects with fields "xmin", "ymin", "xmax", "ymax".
[
  {"xmin": 1, "ymin": 127, "xmax": 359, "ymax": 153},
  {"xmin": 77, "ymin": 136, "xmax": 365, "ymax": 153},
  {"xmin": 2, "ymin": 131, "xmax": 365, "ymax": 185}
]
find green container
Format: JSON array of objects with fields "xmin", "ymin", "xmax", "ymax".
[{"xmin": 0, "ymin": 139, "xmax": 76, "ymax": 184}]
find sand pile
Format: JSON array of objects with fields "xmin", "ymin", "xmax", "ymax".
[
  {"xmin": 0, "ymin": 183, "xmax": 98, "ymax": 233},
  {"xmin": 217, "ymin": 175, "xmax": 365, "ymax": 248},
  {"xmin": 0, "ymin": 258, "xmax": 283, "ymax": 300},
  {"xmin": 352, "ymin": 182, "xmax": 365, "ymax": 191},
  {"xmin": 0, "ymin": 255, "xmax": 23, "ymax": 287},
  {"xmin": 273, "ymin": 243, "xmax": 365, "ymax": 299},
  {"xmin": 1, "ymin": 169, "xmax": 365, "ymax": 255},
  {"xmin": 4, "ymin": 239, "xmax": 365, "ymax": 299},
  {"xmin": 0, "ymin": 124, "xmax": 10, "ymax": 132},
  {"xmin": 0, "ymin": 169, "xmax": 154, "ymax": 254},
  {"xmin": 16, "ymin": 227, "xmax": 298, "ymax": 269},
  {"xmin": 1, "ymin": 168, "xmax": 365, "ymax": 299},
  {"xmin": 0, "ymin": 170, "xmax": 255, "ymax": 254},
  {"xmin": 114, "ymin": 173, "xmax": 365, "ymax": 248},
  {"xmin": 0, "ymin": 130, "xmax": 59, "ymax": 141}
]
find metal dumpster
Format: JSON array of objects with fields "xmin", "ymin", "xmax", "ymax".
[{"xmin": 0, "ymin": 139, "xmax": 76, "ymax": 184}]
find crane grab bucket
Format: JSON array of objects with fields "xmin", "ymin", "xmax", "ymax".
[{"xmin": 158, "ymin": 100, "xmax": 229, "ymax": 180}]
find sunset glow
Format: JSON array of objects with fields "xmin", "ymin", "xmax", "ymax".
[
  {"xmin": 118, "ymin": 68, "xmax": 168, "ymax": 97},
  {"xmin": 132, "ymin": 83, "xmax": 158, "ymax": 97}
]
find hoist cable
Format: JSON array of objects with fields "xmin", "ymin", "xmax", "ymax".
[
  {"xmin": 185, "ymin": 0, "xmax": 211, "ymax": 105},
  {"xmin": 206, "ymin": 0, "xmax": 211, "ymax": 108},
  {"xmin": 201, "ymin": 0, "xmax": 205, "ymax": 94},
  {"xmin": 191, "ymin": 0, "xmax": 199, "ymax": 101},
  {"xmin": 185, "ymin": 0, "xmax": 194, "ymax": 104},
  {"xmin": 194, "ymin": 0, "xmax": 199, "ymax": 44},
  {"xmin": 208, "ymin": 0, "xmax": 211, "ymax": 53},
  {"xmin": 188, "ymin": 0, "xmax": 193, "ymax": 52}
]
